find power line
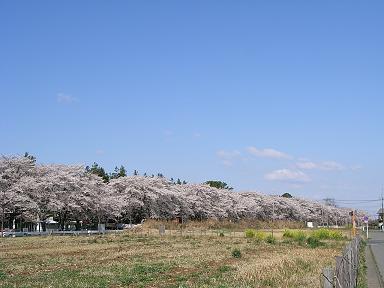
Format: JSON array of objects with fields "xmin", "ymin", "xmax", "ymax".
[{"xmin": 334, "ymin": 199, "xmax": 380, "ymax": 202}]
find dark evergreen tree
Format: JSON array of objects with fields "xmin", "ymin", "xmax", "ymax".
[
  {"xmin": 85, "ymin": 162, "xmax": 109, "ymax": 183},
  {"xmin": 110, "ymin": 166, "xmax": 119, "ymax": 179},
  {"xmin": 205, "ymin": 180, "xmax": 233, "ymax": 190},
  {"xmin": 24, "ymin": 152, "xmax": 36, "ymax": 162},
  {"xmin": 118, "ymin": 165, "xmax": 127, "ymax": 177},
  {"xmin": 323, "ymin": 198, "xmax": 336, "ymax": 207},
  {"xmin": 111, "ymin": 165, "xmax": 127, "ymax": 179},
  {"xmin": 281, "ymin": 192, "xmax": 293, "ymax": 198}
]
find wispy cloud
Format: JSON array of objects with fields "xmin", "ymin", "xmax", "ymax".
[
  {"xmin": 296, "ymin": 160, "xmax": 345, "ymax": 171},
  {"xmin": 57, "ymin": 93, "xmax": 78, "ymax": 104},
  {"xmin": 296, "ymin": 161, "xmax": 317, "ymax": 170},
  {"xmin": 247, "ymin": 146, "xmax": 292, "ymax": 159},
  {"xmin": 217, "ymin": 150, "xmax": 241, "ymax": 159},
  {"xmin": 163, "ymin": 130, "xmax": 174, "ymax": 137},
  {"xmin": 216, "ymin": 149, "xmax": 241, "ymax": 167},
  {"xmin": 95, "ymin": 149, "xmax": 104, "ymax": 155},
  {"xmin": 350, "ymin": 164, "xmax": 362, "ymax": 171},
  {"xmin": 265, "ymin": 169, "xmax": 310, "ymax": 183},
  {"xmin": 220, "ymin": 159, "xmax": 233, "ymax": 167}
]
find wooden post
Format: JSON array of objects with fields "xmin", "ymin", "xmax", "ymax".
[
  {"xmin": 322, "ymin": 266, "xmax": 334, "ymax": 288},
  {"xmin": 335, "ymin": 256, "xmax": 343, "ymax": 288}
]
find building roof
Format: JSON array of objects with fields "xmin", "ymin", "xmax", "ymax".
[{"xmin": 377, "ymin": 208, "xmax": 384, "ymax": 214}]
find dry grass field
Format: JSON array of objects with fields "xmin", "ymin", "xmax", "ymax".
[{"xmin": 0, "ymin": 229, "xmax": 346, "ymax": 288}]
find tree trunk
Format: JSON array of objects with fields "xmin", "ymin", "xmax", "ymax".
[
  {"xmin": 1, "ymin": 207, "xmax": 4, "ymax": 238},
  {"xmin": 75, "ymin": 220, "xmax": 81, "ymax": 231},
  {"xmin": 59, "ymin": 211, "xmax": 67, "ymax": 231}
]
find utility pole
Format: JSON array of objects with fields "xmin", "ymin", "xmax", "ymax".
[
  {"xmin": 381, "ymin": 188, "xmax": 384, "ymax": 231},
  {"xmin": 352, "ymin": 210, "xmax": 356, "ymax": 237},
  {"xmin": 349, "ymin": 210, "xmax": 356, "ymax": 237}
]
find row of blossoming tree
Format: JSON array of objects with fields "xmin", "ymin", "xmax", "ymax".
[{"xmin": 1, "ymin": 155, "xmax": 354, "ymax": 232}]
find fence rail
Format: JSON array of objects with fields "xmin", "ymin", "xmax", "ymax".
[{"xmin": 321, "ymin": 235, "xmax": 362, "ymax": 288}]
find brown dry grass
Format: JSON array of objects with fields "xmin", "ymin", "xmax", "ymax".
[
  {"xmin": 143, "ymin": 218, "xmax": 305, "ymax": 231},
  {"xmin": 0, "ymin": 228, "xmax": 345, "ymax": 288}
]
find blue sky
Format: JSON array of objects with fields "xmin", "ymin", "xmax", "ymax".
[{"xmin": 1, "ymin": 1, "xmax": 383, "ymax": 214}]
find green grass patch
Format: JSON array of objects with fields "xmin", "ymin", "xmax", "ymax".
[
  {"xmin": 0, "ymin": 261, "xmax": 6, "ymax": 281},
  {"xmin": 283, "ymin": 230, "xmax": 307, "ymax": 243},
  {"xmin": 245, "ymin": 229, "xmax": 266, "ymax": 242},
  {"xmin": 218, "ymin": 265, "xmax": 233, "ymax": 273},
  {"xmin": 245, "ymin": 229, "xmax": 256, "ymax": 238},
  {"xmin": 357, "ymin": 240, "xmax": 367, "ymax": 288},
  {"xmin": 119, "ymin": 262, "xmax": 173, "ymax": 286},
  {"xmin": 311, "ymin": 228, "xmax": 343, "ymax": 240},
  {"xmin": 306, "ymin": 236, "xmax": 324, "ymax": 248}
]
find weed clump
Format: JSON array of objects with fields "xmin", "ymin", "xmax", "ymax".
[
  {"xmin": 294, "ymin": 231, "xmax": 306, "ymax": 243},
  {"xmin": 283, "ymin": 229, "xmax": 295, "ymax": 238},
  {"xmin": 254, "ymin": 231, "xmax": 266, "ymax": 242},
  {"xmin": 245, "ymin": 229, "xmax": 256, "ymax": 238},
  {"xmin": 232, "ymin": 248, "xmax": 241, "ymax": 258},
  {"xmin": 265, "ymin": 235, "xmax": 276, "ymax": 244}
]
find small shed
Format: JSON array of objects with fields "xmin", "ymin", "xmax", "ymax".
[{"xmin": 45, "ymin": 217, "xmax": 59, "ymax": 231}]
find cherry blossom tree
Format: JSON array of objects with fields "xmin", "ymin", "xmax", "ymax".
[
  {"xmin": 107, "ymin": 176, "xmax": 357, "ymax": 225},
  {"xmin": 0, "ymin": 155, "xmax": 36, "ymax": 236},
  {"xmin": 0, "ymin": 154, "xmax": 360, "ymax": 233}
]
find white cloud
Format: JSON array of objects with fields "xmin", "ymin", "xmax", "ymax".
[
  {"xmin": 57, "ymin": 93, "xmax": 77, "ymax": 104},
  {"xmin": 247, "ymin": 146, "xmax": 292, "ymax": 159},
  {"xmin": 265, "ymin": 169, "xmax": 310, "ymax": 183},
  {"xmin": 296, "ymin": 160, "xmax": 345, "ymax": 171}
]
